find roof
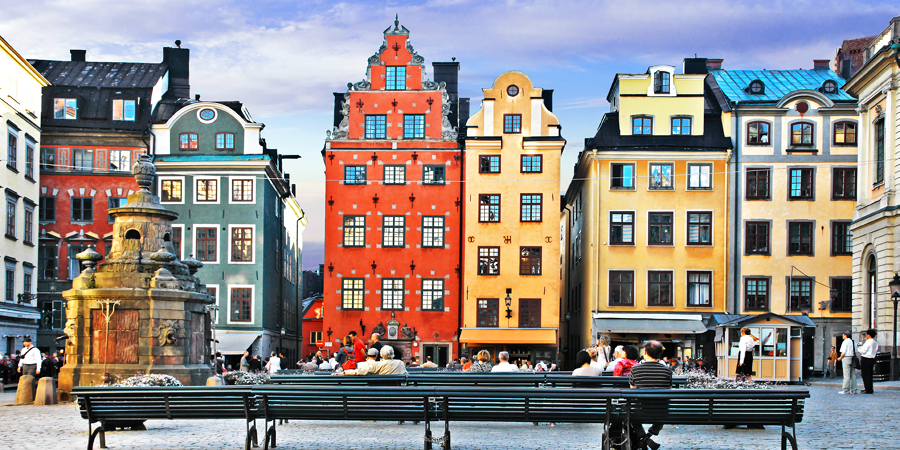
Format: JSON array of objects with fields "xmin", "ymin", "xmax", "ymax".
[
  {"xmin": 708, "ymin": 313, "xmax": 817, "ymax": 328},
  {"xmin": 28, "ymin": 59, "xmax": 167, "ymax": 88},
  {"xmin": 152, "ymin": 98, "xmax": 253, "ymax": 124},
  {"xmin": 839, "ymin": 35, "xmax": 877, "ymax": 54},
  {"xmin": 710, "ymin": 68, "xmax": 855, "ymax": 103},
  {"xmin": 154, "ymin": 155, "xmax": 271, "ymax": 163},
  {"xmin": 587, "ymin": 112, "xmax": 733, "ymax": 151}
]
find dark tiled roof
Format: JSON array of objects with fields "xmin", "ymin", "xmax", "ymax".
[
  {"xmin": 840, "ymin": 36, "xmax": 877, "ymax": 54},
  {"xmin": 710, "ymin": 68, "xmax": 855, "ymax": 103},
  {"xmin": 586, "ymin": 113, "xmax": 732, "ymax": 151},
  {"xmin": 28, "ymin": 60, "xmax": 167, "ymax": 88}
]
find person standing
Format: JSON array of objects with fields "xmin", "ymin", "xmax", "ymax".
[
  {"xmin": 17, "ymin": 337, "xmax": 41, "ymax": 378},
  {"xmin": 736, "ymin": 327, "xmax": 760, "ymax": 382},
  {"xmin": 266, "ymin": 352, "xmax": 282, "ymax": 374},
  {"xmin": 826, "ymin": 346, "xmax": 838, "ymax": 379},
  {"xmin": 239, "ymin": 351, "xmax": 250, "ymax": 372},
  {"xmin": 369, "ymin": 333, "xmax": 384, "ymax": 361},
  {"xmin": 857, "ymin": 329, "xmax": 879, "ymax": 394},
  {"xmin": 838, "ymin": 331, "xmax": 857, "ymax": 394},
  {"xmin": 629, "ymin": 341, "xmax": 672, "ymax": 450},
  {"xmin": 595, "ymin": 335, "xmax": 612, "ymax": 369},
  {"xmin": 348, "ymin": 331, "xmax": 367, "ymax": 367}
]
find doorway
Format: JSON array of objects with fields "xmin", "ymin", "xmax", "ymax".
[{"xmin": 422, "ymin": 344, "xmax": 450, "ymax": 367}]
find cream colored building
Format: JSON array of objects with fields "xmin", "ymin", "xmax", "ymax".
[
  {"xmin": 0, "ymin": 35, "xmax": 49, "ymax": 354},
  {"xmin": 460, "ymin": 71, "xmax": 564, "ymax": 364}
]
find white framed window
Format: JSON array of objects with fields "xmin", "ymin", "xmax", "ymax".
[
  {"xmin": 687, "ymin": 163, "xmax": 712, "ymax": 189},
  {"xmin": 159, "ymin": 176, "xmax": 185, "ymax": 204},
  {"xmin": 108, "ymin": 149, "xmax": 131, "ymax": 172},
  {"xmin": 169, "ymin": 224, "xmax": 185, "ymax": 260},
  {"xmin": 228, "ymin": 224, "xmax": 256, "ymax": 264},
  {"xmin": 54, "ymin": 98, "xmax": 77, "ymax": 120},
  {"xmin": 193, "ymin": 224, "xmax": 220, "ymax": 264},
  {"xmin": 195, "ymin": 176, "xmax": 220, "ymax": 204},
  {"xmin": 227, "ymin": 284, "xmax": 255, "ymax": 324},
  {"xmin": 229, "ymin": 177, "xmax": 255, "ymax": 204}
]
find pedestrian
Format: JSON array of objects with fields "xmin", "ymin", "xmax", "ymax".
[
  {"xmin": 266, "ymin": 351, "xmax": 281, "ymax": 374},
  {"xmin": 605, "ymin": 346, "xmax": 625, "ymax": 372},
  {"xmin": 858, "ymin": 329, "xmax": 878, "ymax": 394},
  {"xmin": 629, "ymin": 341, "xmax": 672, "ymax": 450},
  {"xmin": 490, "ymin": 351, "xmax": 519, "ymax": 372},
  {"xmin": 572, "ymin": 350, "xmax": 601, "ymax": 376},
  {"xmin": 240, "ymin": 351, "xmax": 250, "ymax": 372},
  {"xmin": 461, "ymin": 357, "xmax": 472, "ymax": 371},
  {"xmin": 17, "ymin": 337, "xmax": 41, "ymax": 378},
  {"xmin": 826, "ymin": 346, "xmax": 838, "ymax": 379},
  {"xmin": 348, "ymin": 331, "xmax": 367, "ymax": 367},
  {"xmin": 466, "ymin": 350, "xmax": 493, "ymax": 372},
  {"xmin": 736, "ymin": 327, "xmax": 760, "ymax": 382},
  {"xmin": 215, "ymin": 352, "xmax": 226, "ymax": 375},
  {"xmin": 335, "ymin": 335, "xmax": 355, "ymax": 370},
  {"xmin": 39, "ymin": 352, "xmax": 53, "ymax": 378},
  {"xmin": 613, "ymin": 345, "xmax": 639, "ymax": 377},
  {"xmin": 249, "ymin": 355, "xmax": 262, "ymax": 372},
  {"xmin": 594, "ymin": 335, "xmax": 612, "ymax": 369},
  {"xmin": 369, "ymin": 333, "xmax": 384, "ymax": 361},
  {"xmin": 837, "ymin": 331, "xmax": 858, "ymax": 394}
]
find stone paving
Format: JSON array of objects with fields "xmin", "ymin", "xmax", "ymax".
[{"xmin": 0, "ymin": 385, "xmax": 896, "ymax": 449}]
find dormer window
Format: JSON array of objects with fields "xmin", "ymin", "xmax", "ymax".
[
  {"xmin": 820, "ymin": 80, "xmax": 838, "ymax": 95},
  {"xmin": 746, "ymin": 80, "xmax": 765, "ymax": 95},
  {"xmin": 53, "ymin": 98, "xmax": 77, "ymax": 120},
  {"xmin": 112, "ymin": 99, "xmax": 136, "ymax": 121},
  {"xmin": 386, "ymin": 66, "xmax": 406, "ymax": 90},
  {"xmin": 654, "ymin": 71, "xmax": 670, "ymax": 94}
]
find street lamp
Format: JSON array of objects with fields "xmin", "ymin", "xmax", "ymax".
[
  {"xmin": 888, "ymin": 273, "xmax": 900, "ymax": 381},
  {"xmin": 280, "ymin": 327, "xmax": 286, "ymax": 356},
  {"xmin": 504, "ymin": 289, "xmax": 513, "ymax": 319}
]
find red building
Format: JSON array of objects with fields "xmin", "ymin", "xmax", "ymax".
[
  {"xmin": 302, "ymin": 294, "xmax": 324, "ymax": 358},
  {"xmin": 321, "ymin": 17, "xmax": 465, "ymax": 366}
]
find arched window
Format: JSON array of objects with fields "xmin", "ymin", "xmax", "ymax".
[
  {"xmin": 790, "ymin": 122, "xmax": 814, "ymax": 147},
  {"xmin": 867, "ymin": 255, "xmax": 877, "ymax": 329},
  {"xmin": 875, "ymin": 119, "xmax": 885, "ymax": 184}
]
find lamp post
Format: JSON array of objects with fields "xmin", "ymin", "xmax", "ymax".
[
  {"xmin": 280, "ymin": 327, "xmax": 286, "ymax": 356},
  {"xmin": 889, "ymin": 273, "xmax": 900, "ymax": 381},
  {"xmin": 504, "ymin": 289, "xmax": 513, "ymax": 324}
]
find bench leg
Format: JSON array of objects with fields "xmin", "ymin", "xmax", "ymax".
[
  {"xmin": 263, "ymin": 422, "xmax": 276, "ymax": 449},
  {"xmin": 88, "ymin": 425, "xmax": 105, "ymax": 450},
  {"xmin": 424, "ymin": 428, "xmax": 432, "ymax": 450},
  {"xmin": 250, "ymin": 422, "xmax": 259, "ymax": 448},
  {"xmin": 781, "ymin": 425, "xmax": 798, "ymax": 450}
]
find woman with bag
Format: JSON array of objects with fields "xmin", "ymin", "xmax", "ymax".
[
  {"xmin": 336, "ymin": 336, "xmax": 357, "ymax": 371},
  {"xmin": 838, "ymin": 331, "xmax": 858, "ymax": 394}
]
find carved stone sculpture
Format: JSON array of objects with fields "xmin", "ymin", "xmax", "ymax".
[{"xmin": 158, "ymin": 320, "xmax": 180, "ymax": 346}]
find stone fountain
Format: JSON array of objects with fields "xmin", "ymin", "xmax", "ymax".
[{"xmin": 58, "ymin": 154, "xmax": 214, "ymax": 399}]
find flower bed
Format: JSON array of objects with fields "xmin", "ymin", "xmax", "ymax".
[
  {"xmin": 113, "ymin": 374, "xmax": 183, "ymax": 387},
  {"xmin": 223, "ymin": 371, "xmax": 270, "ymax": 385},
  {"xmin": 675, "ymin": 368, "xmax": 773, "ymax": 389}
]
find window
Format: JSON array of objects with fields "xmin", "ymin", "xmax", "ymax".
[
  {"xmin": 71, "ymin": 197, "xmax": 92, "ymax": 222},
  {"xmin": 171, "ymin": 227, "xmax": 182, "ymax": 258},
  {"xmin": 789, "ymin": 279, "xmax": 812, "ymax": 311},
  {"xmin": 382, "ymin": 215, "xmax": 405, "ymax": 247},
  {"xmin": 379, "ymin": 278, "xmax": 404, "ymax": 310},
  {"xmin": 832, "ymin": 168, "xmax": 856, "ymax": 200},
  {"xmin": 342, "ymin": 215, "xmax": 365, "ymax": 247},
  {"xmin": 67, "ymin": 244, "xmax": 88, "ymax": 280},
  {"xmin": 310, "ymin": 331, "xmax": 322, "ymax": 345},
  {"xmin": 609, "ymin": 271, "xmax": 634, "ymax": 306},
  {"xmin": 788, "ymin": 222, "xmax": 814, "ymax": 255},
  {"xmin": 789, "ymin": 168, "xmax": 814, "ymax": 200},
  {"xmin": 230, "ymin": 288, "xmax": 252, "ymax": 322},
  {"xmin": 403, "ymin": 115, "xmax": 425, "ymax": 139},
  {"xmin": 748, "ymin": 80, "xmax": 765, "ymax": 95},
  {"xmin": 112, "ymin": 99, "xmax": 136, "ymax": 121},
  {"xmin": 423, "ymin": 165, "xmax": 445, "ymax": 184},
  {"xmin": 5, "ymin": 199, "xmax": 15, "ymax": 238},
  {"xmin": 671, "ymin": 117, "xmax": 691, "ymax": 135},
  {"xmin": 790, "ymin": 122, "xmax": 814, "ymax": 146},
  {"xmin": 179, "ymin": 133, "xmax": 199, "ymax": 150},
  {"xmin": 687, "ymin": 271, "xmax": 712, "ymax": 306},
  {"xmin": 39, "ymin": 197, "xmax": 55, "ymax": 222},
  {"xmin": 41, "ymin": 300, "xmax": 65, "ymax": 330},
  {"xmin": 649, "ymin": 163, "xmax": 673, "ymax": 189},
  {"xmin": 521, "ymin": 155, "xmax": 542, "ymax": 173},
  {"xmin": 479, "ymin": 155, "xmax": 501, "ymax": 173},
  {"xmin": 73, "ymin": 148, "xmax": 93, "ymax": 171},
  {"xmin": 833, "ymin": 122, "xmax": 856, "ymax": 145},
  {"xmin": 107, "ymin": 197, "xmax": 126, "ymax": 223},
  {"xmin": 479, "ymin": 195, "xmax": 500, "ymax": 222},
  {"xmin": 648, "ymin": 212, "xmax": 673, "ymax": 245},
  {"xmin": 384, "ymin": 165, "xmax": 405, "ymax": 184},
  {"xmin": 422, "ymin": 216, "xmax": 444, "ymax": 248},
  {"xmin": 632, "ymin": 116, "xmax": 652, "ymax": 135},
  {"xmin": 611, "ymin": 163, "xmax": 635, "ymax": 189},
  {"xmin": 876, "ymin": 119, "xmax": 885, "ymax": 184},
  {"xmin": 22, "ymin": 269, "xmax": 32, "ymax": 302},
  {"xmin": 344, "ymin": 165, "xmax": 366, "ymax": 185},
  {"xmin": 196, "ymin": 227, "xmax": 218, "ymax": 262},
  {"xmin": 744, "ymin": 278, "xmax": 769, "ymax": 311},
  {"xmin": 365, "ymin": 115, "xmax": 387, "ymax": 139},
  {"xmin": 4, "ymin": 264, "xmax": 13, "ymax": 301},
  {"xmin": 215, "ymin": 133, "xmax": 235, "ymax": 150},
  {"xmin": 520, "ymin": 194, "xmax": 542, "ymax": 222},
  {"xmin": 610, "ymin": 212, "xmax": 634, "ymax": 244},
  {"xmin": 196, "ymin": 179, "xmax": 218, "ymax": 203},
  {"xmin": 341, "ymin": 278, "xmax": 364, "ymax": 309},
  {"xmin": 41, "ymin": 148, "xmax": 55, "ymax": 171},
  {"xmin": 832, "ymin": 221, "xmax": 852, "ymax": 256},
  {"xmin": 478, "ymin": 247, "xmax": 500, "ymax": 275},
  {"xmin": 745, "ymin": 222, "xmax": 769, "ymax": 255},
  {"xmin": 648, "ymin": 271, "xmax": 673, "ymax": 306},
  {"xmin": 831, "ymin": 278, "xmax": 852, "ymax": 313},
  {"xmin": 385, "ymin": 66, "xmax": 406, "ymax": 90},
  {"xmin": 23, "ymin": 207, "xmax": 33, "ymax": 244},
  {"xmin": 25, "ymin": 141, "xmax": 34, "ymax": 179},
  {"xmin": 747, "ymin": 122, "xmax": 770, "ymax": 145},
  {"xmin": 654, "ymin": 71, "xmax": 670, "ymax": 94},
  {"xmin": 746, "ymin": 168, "xmax": 770, "ymax": 199},
  {"xmin": 422, "ymin": 279, "xmax": 444, "ymax": 311},
  {"xmin": 503, "ymin": 114, "xmax": 522, "ymax": 134},
  {"xmin": 519, "ymin": 246, "xmax": 542, "ymax": 275},
  {"xmin": 108, "ymin": 149, "xmax": 130, "ymax": 172},
  {"xmin": 161, "ymin": 179, "xmax": 183, "ymax": 202},
  {"xmin": 687, "ymin": 212, "xmax": 712, "ymax": 244},
  {"xmin": 231, "ymin": 179, "xmax": 253, "ymax": 202},
  {"xmin": 39, "ymin": 244, "xmax": 57, "ymax": 279},
  {"xmin": 231, "ymin": 227, "xmax": 253, "ymax": 262},
  {"xmin": 687, "ymin": 163, "xmax": 712, "ymax": 189},
  {"xmin": 6, "ymin": 128, "xmax": 17, "ymax": 171},
  {"xmin": 477, "ymin": 299, "xmax": 499, "ymax": 327},
  {"xmin": 54, "ymin": 98, "xmax": 77, "ymax": 119},
  {"xmin": 519, "ymin": 299, "xmax": 541, "ymax": 328}
]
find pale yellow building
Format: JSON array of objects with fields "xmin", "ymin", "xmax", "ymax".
[{"xmin": 460, "ymin": 71, "xmax": 564, "ymax": 364}]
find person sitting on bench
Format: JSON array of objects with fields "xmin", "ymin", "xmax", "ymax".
[
  {"xmin": 343, "ymin": 345, "xmax": 407, "ymax": 375},
  {"xmin": 630, "ymin": 341, "xmax": 672, "ymax": 450}
]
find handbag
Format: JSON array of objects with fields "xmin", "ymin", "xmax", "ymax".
[{"xmin": 851, "ymin": 339, "xmax": 861, "ymax": 370}]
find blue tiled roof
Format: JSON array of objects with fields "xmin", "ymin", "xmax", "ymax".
[{"xmin": 710, "ymin": 68, "xmax": 855, "ymax": 103}]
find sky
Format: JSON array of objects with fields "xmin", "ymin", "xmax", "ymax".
[{"xmin": 2, "ymin": 0, "xmax": 896, "ymax": 269}]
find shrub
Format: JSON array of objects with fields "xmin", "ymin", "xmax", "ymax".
[
  {"xmin": 113, "ymin": 373, "xmax": 183, "ymax": 387},
  {"xmin": 676, "ymin": 368, "xmax": 773, "ymax": 389},
  {"xmin": 223, "ymin": 370, "xmax": 270, "ymax": 385}
]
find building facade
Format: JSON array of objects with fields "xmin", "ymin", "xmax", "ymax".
[
  {"xmin": 1, "ymin": 35, "xmax": 49, "ymax": 355},
  {"xmin": 460, "ymin": 71, "xmax": 563, "ymax": 365},
  {"xmin": 321, "ymin": 18, "xmax": 464, "ymax": 366},
  {"xmin": 843, "ymin": 17, "xmax": 900, "ymax": 353},
  {"xmin": 710, "ymin": 58, "xmax": 858, "ymax": 380}
]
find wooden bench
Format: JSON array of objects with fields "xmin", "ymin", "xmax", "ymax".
[{"xmin": 72, "ymin": 386, "xmax": 258, "ymax": 450}]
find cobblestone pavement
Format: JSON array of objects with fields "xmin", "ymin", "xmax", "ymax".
[{"xmin": 0, "ymin": 385, "xmax": 896, "ymax": 449}]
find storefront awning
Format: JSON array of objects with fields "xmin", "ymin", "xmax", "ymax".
[
  {"xmin": 459, "ymin": 328, "xmax": 557, "ymax": 345},
  {"xmin": 0, "ymin": 306, "xmax": 41, "ymax": 320},
  {"xmin": 214, "ymin": 332, "xmax": 260, "ymax": 355},
  {"xmin": 593, "ymin": 315, "xmax": 707, "ymax": 335}
]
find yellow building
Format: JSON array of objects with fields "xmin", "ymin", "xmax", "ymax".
[
  {"xmin": 460, "ymin": 71, "xmax": 564, "ymax": 364},
  {"xmin": 562, "ymin": 62, "xmax": 732, "ymax": 366}
]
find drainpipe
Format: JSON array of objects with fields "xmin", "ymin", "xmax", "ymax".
[
  {"xmin": 731, "ymin": 105, "xmax": 739, "ymax": 315},
  {"xmin": 296, "ymin": 209, "xmax": 303, "ymax": 360},
  {"xmin": 457, "ymin": 146, "xmax": 464, "ymax": 358}
]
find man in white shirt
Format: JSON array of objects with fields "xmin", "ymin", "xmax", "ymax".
[
  {"xmin": 605, "ymin": 346, "xmax": 625, "ymax": 372},
  {"xmin": 490, "ymin": 351, "xmax": 519, "ymax": 372},
  {"xmin": 837, "ymin": 332, "xmax": 858, "ymax": 394},
  {"xmin": 857, "ymin": 329, "xmax": 879, "ymax": 394},
  {"xmin": 267, "ymin": 352, "xmax": 282, "ymax": 374},
  {"xmin": 17, "ymin": 337, "xmax": 41, "ymax": 377}
]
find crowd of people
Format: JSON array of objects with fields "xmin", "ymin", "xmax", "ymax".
[{"xmin": 1, "ymin": 337, "xmax": 65, "ymax": 385}]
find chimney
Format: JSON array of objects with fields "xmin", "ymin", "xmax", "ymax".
[
  {"xmin": 162, "ymin": 46, "xmax": 190, "ymax": 99},
  {"xmin": 70, "ymin": 50, "xmax": 86, "ymax": 62},
  {"xmin": 433, "ymin": 61, "xmax": 460, "ymax": 128},
  {"xmin": 706, "ymin": 59, "xmax": 724, "ymax": 70},
  {"xmin": 683, "ymin": 57, "xmax": 709, "ymax": 75},
  {"xmin": 813, "ymin": 59, "xmax": 830, "ymax": 70}
]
